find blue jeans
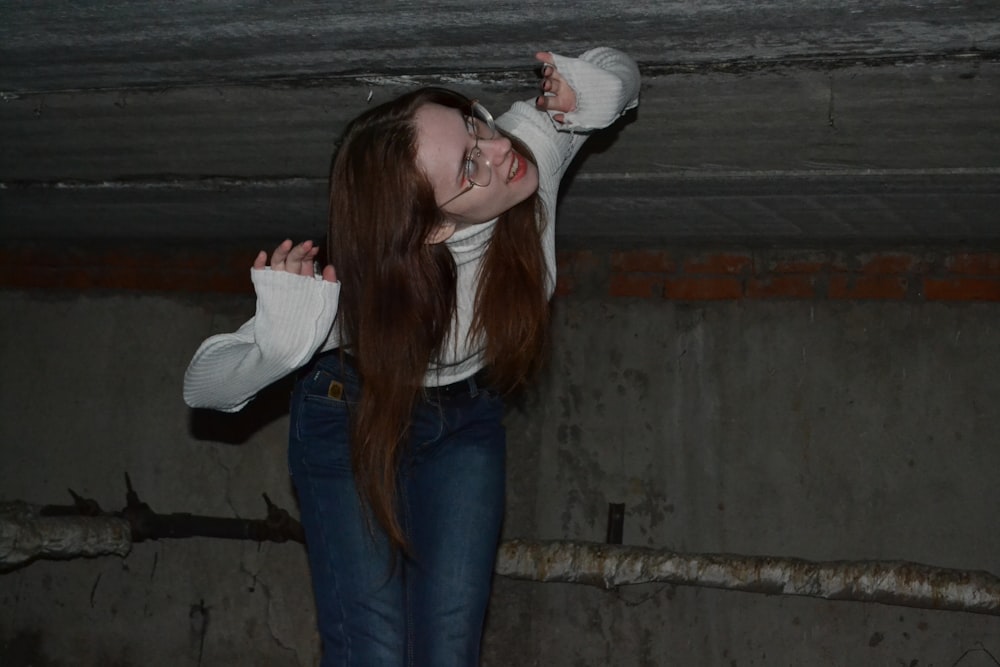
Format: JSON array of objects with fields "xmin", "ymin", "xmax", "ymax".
[{"xmin": 287, "ymin": 352, "xmax": 506, "ymax": 667}]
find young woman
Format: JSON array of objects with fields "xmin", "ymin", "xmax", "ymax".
[{"xmin": 184, "ymin": 47, "xmax": 639, "ymax": 667}]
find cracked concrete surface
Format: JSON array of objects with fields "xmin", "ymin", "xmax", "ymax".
[{"xmin": 1, "ymin": 287, "xmax": 997, "ymax": 665}]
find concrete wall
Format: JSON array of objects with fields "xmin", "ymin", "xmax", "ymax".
[
  {"xmin": 1, "ymin": 246, "xmax": 999, "ymax": 666},
  {"xmin": 4, "ymin": 3, "xmax": 999, "ymax": 245}
]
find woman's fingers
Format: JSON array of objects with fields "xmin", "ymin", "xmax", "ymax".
[
  {"xmin": 300, "ymin": 247, "xmax": 320, "ymax": 277},
  {"xmin": 257, "ymin": 239, "xmax": 322, "ymax": 276},
  {"xmin": 285, "ymin": 241, "xmax": 316, "ymax": 276},
  {"xmin": 252, "ymin": 239, "xmax": 336, "ymax": 281},
  {"xmin": 252, "ymin": 250, "xmax": 268, "ymax": 271},
  {"xmin": 534, "ymin": 51, "xmax": 576, "ymax": 120},
  {"xmin": 535, "ymin": 51, "xmax": 556, "ymax": 67},
  {"xmin": 269, "ymin": 239, "xmax": 294, "ymax": 270},
  {"xmin": 535, "ymin": 51, "xmax": 557, "ymax": 110}
]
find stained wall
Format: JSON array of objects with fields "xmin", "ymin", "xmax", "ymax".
[{"xmin": 1, "ymin": 246, "xmax": 998, "ymax": 666}]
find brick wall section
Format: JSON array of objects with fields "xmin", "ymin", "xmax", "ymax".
[
  {"xmin": 0, "ymin": 241, "xmax": 263, "ymax": 294},
  {"xmin": 3, "ymin": 242, "xmax": 1000, "ymax": 302},
  {"xmin": 600, "ymin": 248, "xmax": 1000, "ymax": 302}
]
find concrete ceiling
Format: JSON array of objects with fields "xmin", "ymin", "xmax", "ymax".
[{"xmin": 1, "ymin": 1, "xmax": 998, "ymax": 247}]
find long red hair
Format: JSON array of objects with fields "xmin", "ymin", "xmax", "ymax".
[{"xmin": 327, "ymin": 88, "xmax": 549, "ymax": 551}]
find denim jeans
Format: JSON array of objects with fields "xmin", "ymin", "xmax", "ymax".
[{"xmin": 287, "ymin": 352, "xmax": 506, "ymax": 667}]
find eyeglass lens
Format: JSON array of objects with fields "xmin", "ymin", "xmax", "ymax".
[
  {"xmin": 470, "ymin": 102, "xmax": 495, "ymax": 139},
  {"xmin": 465, "ymin": 102, "xmax": 496, "ymax": 186}
]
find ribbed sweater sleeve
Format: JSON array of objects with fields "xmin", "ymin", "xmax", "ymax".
[
  {"xmin": 183, "ymin": 269, "xmax": 341, "ymax": 411},
  {"xmin": 496, "ymin": 46, "xmax": 640, "ymax": 294}
]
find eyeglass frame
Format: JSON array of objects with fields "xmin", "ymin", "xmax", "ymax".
[{"xmin": 438, "ymin": 100, "xmax": 498, "ymax": 208}]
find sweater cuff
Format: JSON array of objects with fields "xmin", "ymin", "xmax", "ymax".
[
  {"xmin": 251, "ymin": 268, "xmax": 341, "ymax": 367},
  {"xmin": 546, "ymin": 47, "xmax": 640, "ymax": 131}
]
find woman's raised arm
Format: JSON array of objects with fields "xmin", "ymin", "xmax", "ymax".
[
  {"xmin": 498, "ymin": 46, "xmax": 640, "ymax": 190},
  {"xmin": 183, "ymin": 239, "xmax": 340, "ymax": 412},
  {"xmin": 495, "ymin": 46, "xmax": 640, "ymax": 295}
]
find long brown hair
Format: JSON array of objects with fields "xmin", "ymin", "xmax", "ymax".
[{"xmin": 327, "ymin": 88, "xmax": 549, "ymax": 551}]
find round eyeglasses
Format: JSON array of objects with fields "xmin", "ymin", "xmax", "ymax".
[{"xmin": 439, "ymin": 100, "xmax": 497, "ymax": 208}]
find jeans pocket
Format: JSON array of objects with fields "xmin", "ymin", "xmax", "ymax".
[{"xmin": 289, "ymin": 366, "xmax": 354, "ymax": 473}]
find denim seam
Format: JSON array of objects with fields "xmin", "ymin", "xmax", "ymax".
[{"xmin": 302, "ymin": 454, "xmax": 352, "ymax": 665}]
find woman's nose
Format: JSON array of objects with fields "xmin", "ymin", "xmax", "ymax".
[{"xmin": 480, "ymin": 135, "xmax": 512, "ymax": 165}]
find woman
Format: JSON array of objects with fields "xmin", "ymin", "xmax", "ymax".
[{"xmin": 184, "ymin": 47, "xmax": 639, "ymax": 666}]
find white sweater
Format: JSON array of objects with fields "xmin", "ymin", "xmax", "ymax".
[{"xmin": 184, "ymin": 47, "xmax": 640, "ymax": 412}]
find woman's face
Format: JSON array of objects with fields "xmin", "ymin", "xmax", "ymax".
[{"xmin": 414, "ymin": 102, "xmax": 539, "ymax": 240}]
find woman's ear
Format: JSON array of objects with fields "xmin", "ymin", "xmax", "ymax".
[{"xmin": 426, "ymin": 221, "xmax": 456, "ymax": 244}]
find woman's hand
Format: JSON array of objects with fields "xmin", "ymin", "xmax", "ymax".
[
  {"xmin": 252, "ymin": 239, "xmax": 337, "ymax": 282},
  {"xmin": 534, "ymin": 52, "xmax": 578, "ymax": 123}
]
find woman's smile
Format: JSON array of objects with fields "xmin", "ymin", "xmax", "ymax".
[{"xmin": 505, "ymin": 151, "xmax": 526, "ymax": 184}]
